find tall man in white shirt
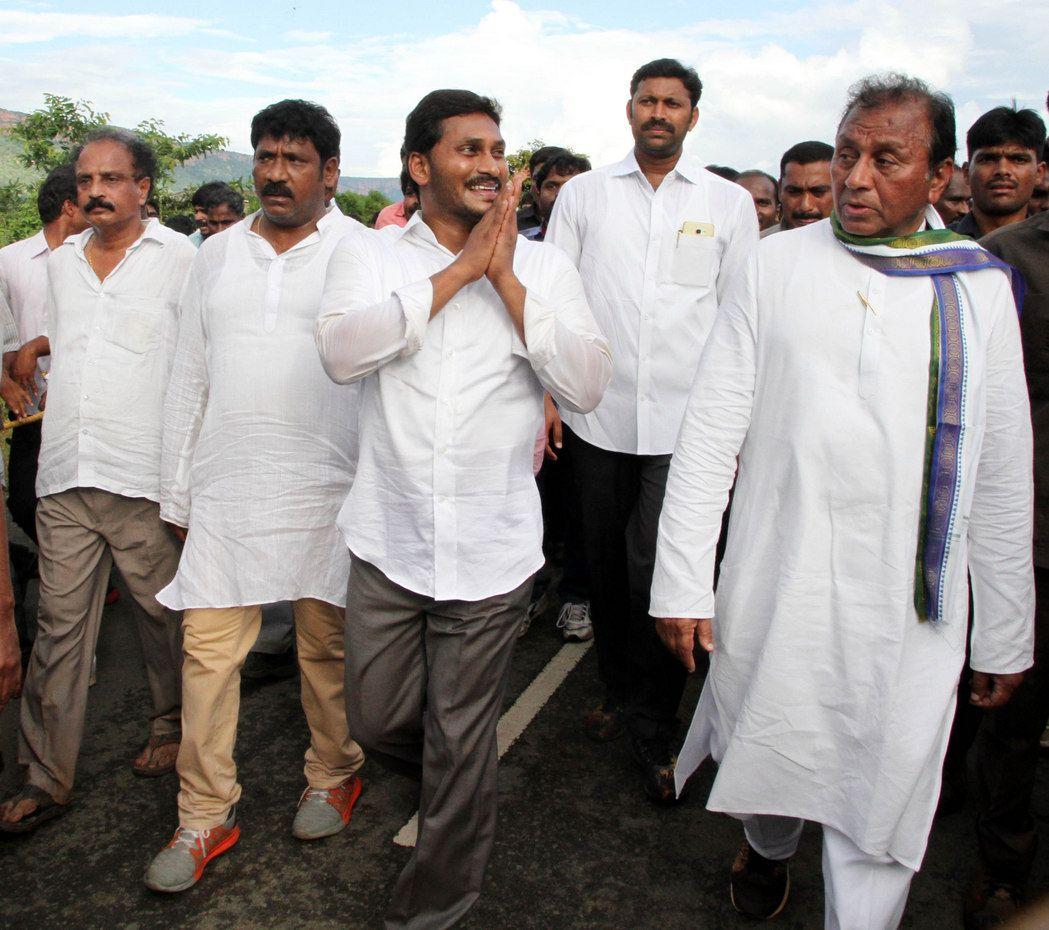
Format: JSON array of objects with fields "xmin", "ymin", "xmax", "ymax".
[
  {"xmin": 317, "ymin": 89, "xmax": 611, "ymax": 929},
  {"xmin": 0, "ymin": 164, "xmax": 89, "ymax": 562},
  {"xmin": 651, "ymin": 75, "xmax": 1033, "ymax": 927},
  {"xmin": 144, "ymin": 100, "xmax": 366, "ymax": 894},
  {"xmin": 545, "ymin": 58, "xmax": 757, "ymax": 803},
  {"xmin": 0, "ymin": 129, "xmax": 193, "ymax": 833}
]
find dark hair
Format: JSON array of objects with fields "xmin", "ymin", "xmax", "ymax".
[
  {"xmin": 250, "ymin": 99, "xmax": 341, "ymax": 164},
  {"xmin": 778, "ymin": 141, "xmax": 834, "ymax": 179},
  {"xmin": 191, "ymin": 180, "xmax": 229, "ymax": 209},
  {"xmin": 840, "ymin": 73, "xmax": 956, "ymax": 166},
  {"xmin": 706, "ymin": 164, "xmax": 740, "ymax": 182},
  {"xmin": 533, "ymin": 152, "xmax": 592, "ymax": 189},
  {"xmin": 630, "ymin": 58, "xmax": 703, "ymax": 108},
  {"xmin": 72, "ymin": 127, "xmax": 157, "ymax": 192},
  {"xmin": 404, "ymin": 90, "xmax": 502, "ymax": 159},
  {"xmin": 529, "ymin": 145, "xmax": 569, "ymax": 174},
  {"xmin": 966, "ymin": 106, "xmax": 1047, "ymax": 159},
  {"xmin": 164, "ymin": 215, "xmax": 197, "ymax": 235},
  {"xmin": 37, "ymin": 162, "xmax": 77, "ymax": 225},
  {"xmin": 206, "ymin": 184, "xmax": 244, "ymax": 216},
  {"xmin": 737, "ymin": 168, "xmax": 779, "ymax": 200}
]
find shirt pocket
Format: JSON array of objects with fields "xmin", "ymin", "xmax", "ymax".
[
  {"xmin": 668, "ymin": 234, "xmax": 718, "ymax": 288},
  {"xmin": 104, "ymin": 298, "xmax": 167, "ymax": 354}
]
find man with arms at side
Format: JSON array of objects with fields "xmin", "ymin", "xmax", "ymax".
[
  {"xmin": 317, "ymin": 89, "xmax": 610, "ymax": 929},
  {"xmin": 762, "ymin": 140, "xmax": 834, "ymax": 236},
  {"xmin": 0, "ymin": 129, "xmax": 193, "ymax": 833},
  {"xmin": 652, "ymin": 75, "xmax": 1033, "ymax": 927},
  {"xmin": 144, "ymin": 100, "xmax": 366, "ymax": 893},
  {"xmin": 952, "ymin": 106, "xmax": 1045, "ymax": 238},
  {"xmin": 546, "ymin": 58, "xmax": 757, "ymax": 803},
  {"xmin": 736, "ymin": 169, "xmax": 779, "ymax": 232}
]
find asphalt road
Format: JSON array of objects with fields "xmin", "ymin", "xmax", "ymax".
[{"xmin": 1, "ymin": 575, "xmax": 1048, "ymax": 929}]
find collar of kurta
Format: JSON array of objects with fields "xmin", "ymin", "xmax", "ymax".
[
  {"xmin": 74, "ymin": 217, "xmax": 165, "ymax": 258},
  {"xmin": 831, "ymin": 204, "xmax": 1022, "ymax": 623}
]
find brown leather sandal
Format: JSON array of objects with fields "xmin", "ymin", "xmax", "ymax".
[
  {"xmin": 0, "ymin": 784, "xmax": 68, "ymax": 834},
  {"xmin": 132, "ymin": 732, "xmax": 181, "ymax": 778}
]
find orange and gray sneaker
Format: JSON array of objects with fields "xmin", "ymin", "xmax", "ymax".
[
  {"xmin": 144, "ymin": 808, "xmax": 239, "ymax": 893},
  {"xmin": 292, "ymin": 774, "xmax": 362, "ymax": 840}
]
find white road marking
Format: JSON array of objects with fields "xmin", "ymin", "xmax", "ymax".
[{"xmin": 393, "ymin": 639, "xmax": 593, "ymax": 848}]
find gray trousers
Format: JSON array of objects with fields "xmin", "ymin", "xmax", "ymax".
[
  {"xmin": 344, "ymin": 556, "xmax": 531, "ymax": 930},
  {"xmin": 20, "ymin": 488, "xmax": 183, "ymax": 803}
]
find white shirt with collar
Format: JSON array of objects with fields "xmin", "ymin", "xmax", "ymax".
[
  {"xmin": 546, "ymin": 150, "xmax": 758, "ymax": 456},
  {"xmin": 317, "ymin": 212, "xmax": 612, "ymax": 602},
  {"xmin": 36, "ymin": 218, "xmax": 196, "ymax": 501},
  {"xmin": 0, "ymin": 229, "xmax": 55, "ymax": 412},
  {"xmin": 158, "ymin": 206, "xmax": 363, "ymax": 610}
]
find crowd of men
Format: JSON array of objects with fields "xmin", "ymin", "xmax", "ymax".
[{"xmin": 0, "ymin": 57, "xmax": 1045, "ymax": 930}]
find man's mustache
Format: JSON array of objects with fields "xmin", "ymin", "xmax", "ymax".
[
  {"xmin": 641, "ymin": 119, "xmax": 675, "ymax": 133},
  {"xmin": 261, "ymin": 182, "xmax": 294, "ymax": 199},
  {"xmin": 84, "ymin": 196, "xmax": 115, "ymax": 212},
  {"xmin": 791, "ymin": 210, "xmax": 824, "ymax": 221}
]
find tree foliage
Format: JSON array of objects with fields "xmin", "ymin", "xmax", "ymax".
[{"xmin": 335, "ymin": 190, "xmax": 392, "ymax": 226}]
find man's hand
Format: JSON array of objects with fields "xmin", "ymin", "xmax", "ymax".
[
  {"xmin": 11, "ymin": 337, "xmax": 48, "ymax": 394},
  {"xmin": 452, "ymin": 181, "xmax": 514, "ymax": 284},
  {"xmin": 654, "ymin": 617, "xmax": 714, "ymax": 673},
  {"xmin": 0, "ymin": 371, "xmax": 31, "ymax": 421},
  {"xmin": 970, "ymin": 670, "xmax": 1025, "ymax": 709},
  {"xmin": 544, "ymin": 393, "xmax": 562, "ymax": 461},
  {"xmin": 486, "ymin": 174, "xmax": 523, "ymax": 290},
  {"xmin": 0, "ymin": 598, "xmax": 21, "ymax": 710}
]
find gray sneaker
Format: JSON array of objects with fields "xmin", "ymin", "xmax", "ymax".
[
  {"xmin": 557, "ymin": 601, "xmax": 593, "ymax": 642},
  {"xmin": 292, "ymin": 774, "xmax": 362, "ymax": 840},
  {"xmin": 144, "ymin": 808, "xmax": 239, "ymax": 893}
]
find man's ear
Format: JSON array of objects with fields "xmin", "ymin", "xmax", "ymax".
[
  {"xmin": 408, "ymin": 151, "xmax": 429, "ymax": 190},
  {"xmin": 687, "ymin": 106, "xmax": 699, "ymax": 132},
  {"xmin": 928, "ymin": 158, "xmax": 952, "ymax": 204},
  {"xmin": 136, "ymin": 176, "xmax": 151, "ymax": 207},
  {"xmin": 323, "ymin": 156, "xmax": 340, "ymax": 190},
  {"xmin": 961, "ymin": 160, "xmax": 971, "ymax": 185}
]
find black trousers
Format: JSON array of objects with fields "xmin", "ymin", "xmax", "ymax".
[
  {"xmin": 7, "ymin": 418, "xmax": 41, "ymax": 544},
  {"xmin": 565, "ymin": 426, "xmax": 686, "ymax": 741},
  {"xmin": 536, "ymin": 430, "xmax": 588, "ymax": 605}
]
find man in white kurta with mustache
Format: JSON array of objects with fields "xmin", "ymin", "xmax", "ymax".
[{"xmin": 651, "ymin": 74, "xmax": 1034, "ymax": 929}]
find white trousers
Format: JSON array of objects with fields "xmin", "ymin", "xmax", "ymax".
[{"xmin": 741, "ymin": 815, "xmax": 915, "ymax": 930}]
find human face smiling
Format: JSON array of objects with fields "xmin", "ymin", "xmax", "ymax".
[{"xmin": 832, "ymin": 99, "xmax": 950, "ymax": 238}]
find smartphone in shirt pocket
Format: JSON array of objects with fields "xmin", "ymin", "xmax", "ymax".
[{"xmin": 668, "ymin": 221, "xmax": 718, "ymax": 288}]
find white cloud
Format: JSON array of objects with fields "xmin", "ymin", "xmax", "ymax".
[
  {"xmin": 0, "ymin": 1, "xmax": 1040, "ymax": 179},
  {"xmin": 0, "ymin": 10, "xmax": 210, "ymax": 44}
]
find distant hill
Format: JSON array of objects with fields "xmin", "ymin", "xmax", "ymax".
[{"xmin": 0, "ymin": 106, "xmax": 399, "ymax": 199}]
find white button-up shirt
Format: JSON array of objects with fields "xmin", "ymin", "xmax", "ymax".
[
  {"xmin": 36, "ymin": 219, "xmax": 195, "ymax": 501},
  {"xmin": 317, "ymin": 214, "xmax": 612, "ymax": 602},
  {"xmin": 0, "ymin": 229, "xmax": 54, "ymax": 412},
  {"xmin": 546, "ymin": 150, "xmax": 758, "ymax": 455},
  {"xmin": 157, "ymin": 207, "xmax": 363, "ymax": 610}
]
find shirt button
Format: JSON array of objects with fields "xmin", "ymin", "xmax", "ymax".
[{"xmin": 81, "ymin": 428, "xmax": 87, "ymax": 435}]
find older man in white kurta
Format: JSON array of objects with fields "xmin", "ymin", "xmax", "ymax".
[{"xmin": 651, "ymin": 79, "xmax": 1033, "ymax": 929}]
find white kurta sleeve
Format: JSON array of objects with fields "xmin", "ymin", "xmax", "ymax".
[
  {"xmin": 649, "ymin": 246, "xmax": 759, "ymax": 619},
  {"xmin": 160, "ymin": 254, "xmax": 210, "ymax": 528},
  {"xmin": 968, "ymin": 283, "xmax": 1035, "ymax": 675},
  {"xmin": 316, "ymin": 232, "xmax": 431, "ymax": 384},
  {"xmin": 517, "ymin": 248, "xmax": 611, "ymax": 414},
  {"xmin": 716, "ymin": 192, "xmax": 760, "ymax": 306},
  {"xmin": 0, "ymin": 288, "xmax": 18, "ymax": 354}
]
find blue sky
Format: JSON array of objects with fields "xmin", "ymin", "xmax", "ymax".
[{"xmin": 0, "ymin": 0, "xmax": 1042, "ymax": 177}]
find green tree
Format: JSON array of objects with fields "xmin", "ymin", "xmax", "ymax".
[{"xmin": 335, "ymin": 189, "xmax": 392, "ymax": 226}]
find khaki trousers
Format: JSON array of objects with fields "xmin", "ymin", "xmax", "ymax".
[
  {"xmin": 20, "ymin": 488, "xmax": 183, "ymax": 804},
  {"xmin": 177, "ymin": 598, "xmax": 364, "ymax": 829}
]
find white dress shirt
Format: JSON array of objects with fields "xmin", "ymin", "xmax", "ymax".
[
  {"xmin": 317, "ymin": 213, "xmax": 612, "ymax": 602},
  {"xmin": 157, "ymin": 207, "xmax": 363, "ymax": 610},
  {"xmin": 651, "ymin": 213, "xmax": 1033, "ymax": 868},
  {"xmin": 0, "ymin": 288, "xmax": 19, "ymax": 354},
  {"xmin": 0, "ymin": 229, "xmax": 54, "ymax": 412},
  {"xmin": 546, "ymin": 150, "xmax": 758, "ymax": 455},
  {"xmin": 36, "ymin": 219, "xmax": 196, "ymax": 501}
]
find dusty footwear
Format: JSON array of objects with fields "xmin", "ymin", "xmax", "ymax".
[
  {"xmin": 628, "ymin": 734, "xmax": 680, "ymax": 805},
  {"xmin": 132, "ymin": 733, "xmax": 181, "ymax": 778},
  {"xmin": 730, "ymin": 838, "xmax": 791, "ymax": 919},
  {"xmin": 963, "ymin": 868, "xmax": 1024, "ymax": 929},
  {"xmin": 144, "ymin": 808, "xmax": 239, "ymax": 893},
  {"xmin": 292, "ymin": 774, "xmax": 363, "ymax": 840},
  {"xmin": 0, "ymin": 784, "xmax": 68, "ymax": 835},
  {"xmin": 583, "ymin": 701, "xmax": 625, "ymax": 742},
  {"xmin": 556, "ymin": 601, "xmax": 593, "ymax": 642}
]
